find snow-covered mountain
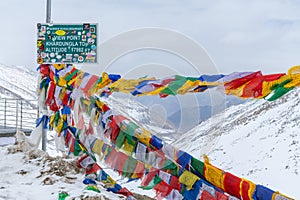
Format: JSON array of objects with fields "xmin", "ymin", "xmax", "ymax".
[
  {"xmin": 109, "ymin": 91, "xmax": 246, "ymax": 141},
  {"xmin": 104, "ymin": 94, "xmax": 177, "ymax": 143},
  {"xmin": 1, "ymin": 64, "xmax": 299, "ymax": 199},
  {"xmin": 172, "ymin": 87, "xmax": 300, "ymax": 199},
  {"xmin": 0, "ymin": 64, "xmax": 37, "ymax": 99},
  {"xmin": 0, "ymin": 64, "xmax": 38, "ymax": 131}
]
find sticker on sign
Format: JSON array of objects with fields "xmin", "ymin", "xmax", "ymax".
[{"xmin": 37, "ymin": 23, "xmax": 98, "ymax": 64}]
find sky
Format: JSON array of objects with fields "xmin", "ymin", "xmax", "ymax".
[{"xmin": 0, "ymin": 0, "xmax": 300, "ymax": 74}]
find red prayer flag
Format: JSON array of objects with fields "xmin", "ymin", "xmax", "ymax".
[
  {"xmin": 141, "ymin": 168, "xmax": 159, "ymax": 187},
  {"xmin": 242, "ymin": 73, "xmax": 286, "ymax": 98},
  {"xmin": 201, "ymin": 190, "xmax": 216, "ymax": 200},
  {"xmin": 82, "ymin": 75, "xmax": 99, "ymax": 95},
  {"xmin": 117, "ymin": 188, "xmax": 133, "ymax": 197},
  {"xmin": 109, "ymin": 117, "xmax": 120, "ymax": 142},
  {"xmin": 40, "ymin": 64, "xmax": 50, "ymax": 76},
  {"xmin": 86, "ymin": 163, "xmax": 101, "ymax": 174},
  {"xmin": 133, "ymin": 161, "xmax": 145, "ymax": 179},
  {"xmin": 216, "ymin": 191, "xmax": 229, "ymax": 200},
  {"xmin": 224, "ymin": 71, "xmax": 262, "ymax": 90},
  {"xmin": 223, "ymin": 172, "xmax": 242, "ymax": 198},
  {"xmin": 154, "ymin": 180, "xmax": 173, "ymax": 199}
]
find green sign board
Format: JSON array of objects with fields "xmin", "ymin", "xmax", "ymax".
[{"xmin": 37, "ymin": 23, "xmax": 97, "ymax": 64}]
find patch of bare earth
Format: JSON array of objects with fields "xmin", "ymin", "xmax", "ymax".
[{"xmin": 7, "ymin": 141, "xmax": 154, "ymax": 199}]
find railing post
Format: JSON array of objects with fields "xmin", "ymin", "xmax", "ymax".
[
  {"xmin": 4, "ymin": 99, "xmax": 6, "ymax": 129},
  {"xmin": 16, "ymin": 99, "xmax": 19, "ymax": 131},
  {"xmin": 20, "ymin": 100, "xmax": 23, "ymax": 130}
]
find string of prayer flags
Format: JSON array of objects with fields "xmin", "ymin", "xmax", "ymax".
[
  {"xmin": 37, "ymin": 64, "xmax": 295, "ymax": 200},
  {"xmin": 38, "ymin": 63, "xmax": 300, "ymax": 102},
  {"xmin": 77, "ymin": 154, "xmax": 135, "ymax": 199}
]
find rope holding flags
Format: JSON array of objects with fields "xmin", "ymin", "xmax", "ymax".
[
  {"xmin": 37, "ymin": 63, "xmax": 296, "ymax": 200},
  {"xmin": 38, "ymin": 64, "xmax": 300, "ymax": 101}
]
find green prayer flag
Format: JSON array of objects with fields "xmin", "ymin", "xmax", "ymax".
[
  {"xmin": 58, "ymin": 192, "xmax": 69, "ymax": 200},
  {"xmin": 140, "ymin": 175, "xmax": 162, "ymax": 190},
  {"xmin": 65, "ymin": 69, "xmax": 79, "ymax": 82},
  {"xmin": 186, "ymin": 77, "xmax": 199, "ymax": 82},
  {"xmin": 161, "ymin": 159, "xmax": 178, "ymax": 176},
  {"xmin": 74, "ymin": 140, "xmax": 82, "ymax": 156},
  {"xmin": 54, "ymin": 112, "xmax": 60, "ymax": 127},
  {"xmin": 122, "ymin": 156, "xmax": 138, "ymax": 178},
  {"xmin": 85, "ymin": 185, "xmax": 100, "ymax": 193},
  {"xmin": 270, "ymin": 78, "xmax": 291, "ymax": 90},
  {"xmin": 116, "ymin": 130, "xmax": 126, "ymax": 149},
  {"xmin": 160, "ymin": 76, "xmax": 187, "ymax": 95},
  {"xmin": 191, "ymin": 157, "xmax": 204, "ymax": 176},
  {"xmin": 125, "ymin": 122, "xmax": 139, "ymax": 145},
  {"xmin": 267, "ymin": 86, "xmax": 294, "ymax": 101}
]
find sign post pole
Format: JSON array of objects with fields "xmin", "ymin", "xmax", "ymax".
[
  {"xmin": 46, "ymin": 0, "xmax": 51, "ymax": 23},
  {"xmin": 37, "ymin": 1, "xmax": 97, "ymax": 152},
  {"xmin": 41, "ymin": 0, "xmax": 52, "ymax": 151}
]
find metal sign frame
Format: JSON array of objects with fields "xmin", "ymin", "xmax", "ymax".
[{"xmin": 37, "ymin": 23, "xmax": 98, "ymax": 64}]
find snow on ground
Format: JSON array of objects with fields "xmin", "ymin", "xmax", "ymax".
[
  {"xmin": 0, "ymin": 143, "xmax": 128, "ymax": 200},
  {"xmin": 0, "ymin": 137, "xmax": 15, "ymax": 146},
  {"xmin": 0, "ymin": 138, "xmax": 155, "ymax": 200},
  {"xmin": 0, "ymin": 133, "xmax": 156, "ymax": 200}
]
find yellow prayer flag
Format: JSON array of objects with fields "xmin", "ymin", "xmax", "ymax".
[
  {"xmin": 73, "ymin": 72, "xmax": 85, "ymax": 87},
  {"xmin": 57, "ymin": 77, "xmax": 67, "ymax": 87},
  {"xmin": 92, "ymin": 139, "xmax": 104, "ymax": 155},
  {"xmin": 135, "ymin": 128, "xmax": 151, "ymax": 146},
  {"xmin": 204, "ymin": 163, "xmax": 225, "ymax": 190},
  {"xmin": 284, "ymin": 78, "xmax": 300, "ymax": 88},
  {"xmin": 53, "ymin": 64, "xmax": 66, "ymax": 70},
  {"xmin": 109, "ymin": 77, "xmax": 155, "ymax": 93},
  {"xmin": 131, "ymin": 173, "xmax": 139, "ymax": 179},
  {"xmin": 177, "ymin": 80, "xmax": 200, "ymax": 94},
  {"xmin": 179, "ymin": 170, "xmax": 200, "ymax": 190},
  {"xmin": 59, "ymin": 88, "xmax": 66, "ymax": 100},
  {"xmin": 95, "ymin": 99, "xmax": 106, "ymax": 111},
  {"xmin": 284, "ymin": 69, "xmax": 300, "ymax": 88},
  {"xmin": 107, "ymin": 176, "xmax": 117, "ymax": 185},
  {"xmin": 49, "ymin": 114, "xmax": 55, "ymax": 127},
  {"xmin": 97, "ymin": 72, "xmax": 111, "ymax": 89},
  {"xmin": 226, "ymin": 84, "xmax": 247, "ymax": 98},
  {"xmin": 261, "ymin": 75, "xmax": 290, "ymax": 97},
  {"xmin": 288, "ymin": 65, "xmax": 300, "ymax": 77},
  {"xmin": 123, "ymin": 139, "xmax": 135, "ymax": 155},
  {"xmin": 140, "ymin": 86, "xmax": 167, "ymax": 96},
  {"xmin": 54, "ymin": 119, "xmax": 64, "ymax": 133},
  {"xmin": 94, "ymin": 111, "xmax": 100, "ymax": 124}
]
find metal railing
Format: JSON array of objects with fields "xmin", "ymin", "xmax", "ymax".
[{"xmin": 0, "ymin": 98, "xmax": 38, "ymax": 136}]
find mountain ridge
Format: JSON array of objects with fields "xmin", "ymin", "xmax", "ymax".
[{"xmin": 0, "ymin": 64, "xmax": 37, "ymax": 99}]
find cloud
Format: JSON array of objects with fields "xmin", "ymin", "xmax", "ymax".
[{"xmin": 0, "ymin": 0, "xmax": 299, "ymax": 74}]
